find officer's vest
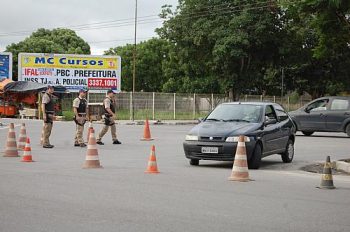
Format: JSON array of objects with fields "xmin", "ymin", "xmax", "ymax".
[
  {"xmin": 44, "ymin": 93, "xmax": 54, "ymax": 114},
  {"xmin": 76, "ymin": 98, "xmax": 87, "ymax": 114},
  {"xmin": 104, "ymin": 97, "xmax": 115, "ymax": 115}
]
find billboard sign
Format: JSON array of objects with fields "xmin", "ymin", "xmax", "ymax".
[
  {"xmin": 0, "ymin": 52, "xmax": 12, "ymax": 80},
  {"xmin": 18, "ymin": 53, "xmax": 121, "ymax": 92}
]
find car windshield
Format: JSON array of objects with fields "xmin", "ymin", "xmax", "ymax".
[{"xmin": 206, "ymin": 104, "xmax": 263, "ymax": 123}]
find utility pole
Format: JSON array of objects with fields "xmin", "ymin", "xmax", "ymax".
[
  {"xmin": 281, "ymin": 67, "xmax": 284, "ymax": 104},
  {"xmin": 131, "ymin": 0, "xmax": 138, "ymax": 121}
]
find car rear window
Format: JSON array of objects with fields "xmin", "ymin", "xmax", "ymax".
[{"xmin": 330, "ymin": 99, "xmax": 349, "ymax": 110}]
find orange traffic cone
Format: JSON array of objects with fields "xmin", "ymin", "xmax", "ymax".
[
  {"xmin": 83, "ymin": 128, "xmax": 103, "ymax": 169},
  {"xmin": 141, "ymin": 119, "xmax": 153, "ymax": 141},
  {"xmin": 318, "ymin": 156, "xmax": 335, "ymax": 189},
  {"xmin": 145, "ymin": 145, "xmax": 160, "ymax": 174},
  {"xmin": 18, "ymin": 123, "xmax": 27, "ymax": 150},
  {"xmin": 21, "ymin": 138, "xmax": 34, "ymax": 162},
  {"xmin": 228, "ymin": 135, "xmax": 251, "ymax": 182},
  {"xmin": 3, "ymin": 123, "xmax": 19, "ymax": 157},
  {"xmin": 86, "ymin": 122, "xmax": 93, "ymax": 143}
]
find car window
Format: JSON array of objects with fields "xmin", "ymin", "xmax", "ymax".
[
  {"xmin": 206, "ymin": 104, "xmax": 263, "ymax": 123},
  {"xmin": 330, "ymin": 99, "xmax": 349, "ymax": 110},
  {"xmin": 265, "ymin": 105, "xmax": 277, "ymax": 120},
  {"xmin": 306, "ymin": 99, "xmax": 329, "ymax": 112}
]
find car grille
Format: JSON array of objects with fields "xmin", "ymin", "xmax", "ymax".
[
  {"xmin": 200, "ymin": 136, "xmax": 224, "ymax": 142},
  {"xmin": 189, "ymin": 152, "xmax": 234, "ymax": 161}
]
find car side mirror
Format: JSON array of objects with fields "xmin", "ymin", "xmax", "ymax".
[
  {"xmin": 198, "ymin": 118, "xmax": 204, "ymax": 123},
  {"xmin": 304, "ymin": 107, "xmax": 311, "ymax": 113},
  {"xmin": 264, "ymin": 117, "xmax": 277, "ymax": 126}
]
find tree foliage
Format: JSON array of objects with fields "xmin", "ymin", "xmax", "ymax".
[
  {"xmin": 154, "ymin": 0, "xmax": 350, "ymax": 98},
  {"xmin": 105, "ymin": 38, "xmax": 171, "ymax": 92},
  {"xmin": 157, "ymin": 0, "xmax": 287, "ymax": 98},
  {"xmin": 280, "ymin": 0, "xmax": 350, "ymax": 97}
]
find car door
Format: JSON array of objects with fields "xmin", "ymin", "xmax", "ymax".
[
  {"xmin": 326, "ymin": 98, "xmax": 350, "ymax": 131},
  {"xmin": 262, "ymin": 105, "xmax": 283, "ymax": 154},
  {"xmin": 273, "ymin": 104, "xmax": 291, "ymax": 150},
  {"xmin": 298, "ymin": 98, "xmax": 329, "ymax": 131}
]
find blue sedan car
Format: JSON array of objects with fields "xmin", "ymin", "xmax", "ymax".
[{"xmin": 183, "ymin": 102, "xmax": 296, "ymax": 169}]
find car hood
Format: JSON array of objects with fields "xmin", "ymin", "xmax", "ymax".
[{"xmin": 188, "ymin": 121, "xmax": 261, "ymax": 137}]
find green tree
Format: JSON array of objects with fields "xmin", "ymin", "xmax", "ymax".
[
  {"xmin": 280, "ymin": 0, "xmax": 350, "ymax": 98},
  {"xmin": 105, "ymin": 38, "xmax": 172, "ymax": 92},
  {"xmin": 6, "ymin": 28, "xmax": 90, "ymax": 80},
  {"xmin": 157, "ymin": 0, "xmax": 286, "ymax": 99},
  {"xmin": 158, "ymin": 0, "xmax": 350, "ymax": 97}
]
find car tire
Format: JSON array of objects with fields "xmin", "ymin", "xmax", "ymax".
[
  {"xmin": 301, "ymin": 131, "xmax": 314, "ymax": 136},
  {"xmin": 248, "ymin": 143, "xmax": 262, "ymax": 169},
  {"xmin": 189, "ymin": 159, "xmax": 199, "ymax": 166},
  {"xmin": 346, "ymin": 124, "xmax": 350, "ymax": 137},
  {"xmin": 281, "ymin": 139, "xmax": 294, "ymax": 163}
]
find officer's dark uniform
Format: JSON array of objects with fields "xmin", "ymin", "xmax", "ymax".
[
  {"xmin": 42, "ymin": 91, "xmax": 55, "ymax": 148},
  {"xmin": 96, "ymin": 95, "xmax": 121, "ymax": 144},
  {"xmin": 73, "ymin": 96, "xmax": 87, "ymax": 146}
]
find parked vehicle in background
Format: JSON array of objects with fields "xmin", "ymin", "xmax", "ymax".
[
  {"xmin": 289, "ymin": 96, "xmax": 350, "ymax": 137},
  {"xmin": 183, "ymin": 102, "xmax": 296, "ymax": 169}
]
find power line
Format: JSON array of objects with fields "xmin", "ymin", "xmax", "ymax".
[
  {"xmin": 88, "ymin": 37, "xmax": 154, "ymax": 44},
  {"xmin": 0, "ymin": 14, "xmax": 160, "ymax": 37},
  {"xmin": 0, "ymin": 1, "xmax": 278, "ymax": 37}
]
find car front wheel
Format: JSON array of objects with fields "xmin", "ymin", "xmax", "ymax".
[
  {"xmin": 302, "ymin": 131, "xmax": 314, "ymax": 136},
  {"xmin": 346, "ymin": 124, "xmax": 350, "ymax": 137},
  {"xmin": 281, "ymin": 140, "xmax": 294, "ymax": 163},
  {"xmin": 248, "ymin": 143, "xmax": 262, "ymax": 169},
  {"xmin": 189, "ymin": 159, "xmax": 199, "ymax": 166}
]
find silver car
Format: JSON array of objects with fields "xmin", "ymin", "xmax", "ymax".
[{"xmin": 289, "ymin": 96, "xmax": 350, "ymax": 137}]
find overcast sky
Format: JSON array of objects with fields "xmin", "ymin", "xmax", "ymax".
[{"xmin": 0, "ymin": 0, "xmax": 178, "ymax": 55}]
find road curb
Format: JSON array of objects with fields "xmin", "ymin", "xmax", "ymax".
[
  {"xmin": 93, "ymin": 120, "xmax": 198, "ymax": 126},
  {"xmin": 336, "ymin": 161, "xmax": 350, "ymax": 174}
]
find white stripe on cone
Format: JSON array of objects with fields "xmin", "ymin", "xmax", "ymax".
[
  {"xmin": 232, "ymin": 166, "xmax": 249, "ymax": 172},
  {"xmin": 237, "ymin": 142, "xmax": 245, "ymax": 147},
  {"xmin": 234, "ymin": 155, "xmax": 247, "ymax": 160},
  {"xmin": 23, "ymin": 151, "xmax": 31, "ymax": 156},
  {"xmin": 87, "ymin": 145, "xmax": 97, "ymax": 150},
  {"xmin": 147, "ymin": 161, "xmax": 157, "ymax": 166},
  {"xmin": 85, "ymin": 156, "xmax": 99, "ymax": 161}
]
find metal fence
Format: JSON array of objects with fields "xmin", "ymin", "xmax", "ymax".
[{"xmin": 61, "ymin": 92, "xmax": 311, "ymax": 120}]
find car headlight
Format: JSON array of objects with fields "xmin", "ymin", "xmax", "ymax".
[
  {"xmin": 225, "ymin": 136, "xmax": 251, "ymax": 142},
  {"xmin": 185, "ymin": 135, "xmax": 198, "ymax": 141}
]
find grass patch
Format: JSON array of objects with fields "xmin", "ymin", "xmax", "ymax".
[
  {"xmin": 62, "ymin": 111, "xmax": 75, "ymax": 121},
  {"xmin": 60, "ymin": 109, "xmax": 208, "ymax": 121}
]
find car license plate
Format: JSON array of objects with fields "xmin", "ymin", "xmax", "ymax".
[{"xmin": 201, "ymin": 147, "xmax": 218, "ymax": 154}]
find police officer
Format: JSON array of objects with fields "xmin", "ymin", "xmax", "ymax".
[
  {"xmin": 41, "ymin": 85, "xmax": 55, "ymax": 148},
  {"xmin": 73, "ymin": 88, "xmax": 88, "ymax": 147},
  {"xmin": 96, "ymin": 89, "xmax": 121, "ymax": 145}
]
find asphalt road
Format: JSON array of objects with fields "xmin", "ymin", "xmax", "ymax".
[{"xmin": 0, "ymin": 118, "xmax": 349, "ymax": 232}]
